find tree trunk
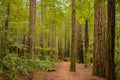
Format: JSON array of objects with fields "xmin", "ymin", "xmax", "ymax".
[
  {"xmin": 67, "ymin": 27, "xmax": 70, "ymax": 58},
  {"xmin": 40, "ymin": 0, "xmax": 44, "ymax": 54},
  {"xmin": 64, "ymin": 21, "xmax": 70, "ymax": 60},
  {"xmin": 58, "ymin": 25, "xmax": 63, "ymax": 61},
  {"xmin": 51, "ymin": 0, "xmax": 56, "ymax": 56},
  {"xmin": 84, "ymin": 19, "xmax": 89, "ymax": 67},
  {"xmin": 93, "ymin": 2, "xmax": 106, "ymax": 78},
  {"xmin": 28, "ymin": 0, "xmax": 36, "ymax": 58},
  {"xmin": 64, "ymin": 22, "xmax": 67, "ymax": 60},
  {"xmin": 76, "ymin": 22, "xmax": 84, "ymax": 63},
  {"xmin": 22, "ymin": 34, "xmax": 26, "ymax": 55},
  {"xmin": 70, "ymin": 0, "xmax": 76, "ymax": 72},
  {"xmin": 106, "ymin": 0, "xmax": 116, "ymax": 79}
]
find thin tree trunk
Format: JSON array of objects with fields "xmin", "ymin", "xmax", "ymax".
[
  {"xmin": 58, "ymin": 26, "xmax": 63, "ymax": 60},
  {"xmin": 65, "ymin": 21, "xmax": 71, "ymax": 59},
  {"xmin": 77, "ymin": 22, "xmax": 84, "ymax": 63},
  {"xmin": 28, "ymin": 0, "xmax": 36, "ymax": 58},
  {"xmin": 67, "ymin": 25, "xmax": 70, "ymax": 58},
  {"xmin": 84, "ymin": 19, "xmax": 89, "ymax": 67},
  {"xmin": 64, "ymin": 21, "xmax": 70, "ymax": 60},
  {"xmin": 64, "ymin": 22, "xmax": 67, "ymax": 60},
  {"xmin": 52, "ymin": 0, "xmax": 56, "ymax": 54},
  {"xmin": 40, "ymin": 0, "xmax": 44, "ymax": 54}
]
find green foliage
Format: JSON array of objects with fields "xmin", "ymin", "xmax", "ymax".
[
  {"xmin": 35, "ymin": 47, "xmax": 51, "ymax": 54},
  {"xmin": 2, "ymin": 53, "xmax": 20, "ymax": 80},
  {"xmin": 0, "ymin": 68, "xmax": 3, "ymax": 74},
  {"xmin": 1, "ymin": 53, "xmax": 55, "ymax": 80},
  {"xmin": 10, "ymin": 43, "xmax": 28, "ymax": 50},
  {"xmin": 0, "ymin": 0, "xmax": 120, "ymax": 79},
  {"xmin": 94, "ymin": 0, "xmax": 106, "ymax": 6},
  {"xmin": 34, "ymin": 56, "xmax": 55, "ymax": 71},
  {"xmin": 115, "ymin": 53, "xmax": 120, "ymax": 74},
  {"xmin": 83, "ymin": 51, "xmax": 93, "ymax": 68},
  {"xmin": 35, "ymin": 47, "xmax": 58, "ymax": 61}
]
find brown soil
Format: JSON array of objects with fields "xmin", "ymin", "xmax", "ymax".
[{"xmin": 32, "ymin": 61, "xmax": 105, "ymax": 80}]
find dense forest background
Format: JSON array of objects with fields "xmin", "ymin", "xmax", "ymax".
[{"xmin": 0, "ymin": 0, "xmax": 120, "ymax": 80}]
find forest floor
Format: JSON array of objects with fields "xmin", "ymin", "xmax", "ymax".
[{"xmin": 31, "ymin": 61, "xmax": 105, "ymax": 80}]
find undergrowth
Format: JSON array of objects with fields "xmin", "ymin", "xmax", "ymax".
[
  {"xmin": 115, "ymin": 52, "xmax": 120, "ymax": 75},
  {"xmin": 0, "ymin": 53, "xmax": 55, "ymax": 80}
]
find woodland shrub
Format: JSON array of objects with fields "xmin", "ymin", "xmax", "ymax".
[
  {"xmin": 34, "ymin": 55, "xmax": 55, "ymax": 71},
  {"xmin": 2, "ymin": 53, "xmax": 21, "ymax": 80},
  {"xmin": 0, "ymin": 52, "xmax": 55, "ymax": 80},
  {"xmin": 35, "ymin": 47, "xmax": 57, "ymax": 61}
]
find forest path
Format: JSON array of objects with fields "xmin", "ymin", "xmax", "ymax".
[{"xmin": 32, "ymin": 61, "xmax": 105, "ymax": 80}]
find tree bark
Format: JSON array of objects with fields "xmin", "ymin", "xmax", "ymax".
[
  {"xmin": 58, "ymin": 27, "xmax": 63, "ymax": 60},
  {"xmin": 51, "ymin": 0, "xmax": 56, "ymax": 56},
  {"xmin": 93, "ymin": 2, "xmax": 106, "ymax": 78},
  {"xmin": 40, "ymin": 0, "xmax": 44, "ymax": 54},
  {"xmin": 76, "ymin": 22, "xmax": 84, "ymax": 63},
  {"xmin": 64, "ymin": 21, "xmax": 70, "ymax": 60},
  {"xmin": 106, "ymin": 0, "xmax": 116, "ymax": 79},
  {"xmin": 70, "ymin": 0, "xmax": 76, "ymax": 72},
  {"xmin": 84, "ymin": 19, "xmax": 89, "ymax": 67},
  {"xmin": 28, "ymin": 0, "xmax": 36, "ymax": 58}
]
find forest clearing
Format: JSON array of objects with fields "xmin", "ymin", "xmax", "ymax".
[{"xmin": 0, "ymin": 0, "xmax": 120, "ymax": 80}]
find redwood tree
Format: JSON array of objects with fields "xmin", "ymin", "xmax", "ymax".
[
  {"xmin": 93, "ymin": 1, "xmax": 106, "ymax": 78},
  {"xmin": 84, "ymin": 19, "xmax": 89, "ymax": 67},
  {"xmin": 28, "ymin": 0, "xmax": 36, "ymax": 58},
  {"xmin": 77, "ymin": 22, "xmax": 84, "ymax": 63},
  {"xmin": 40, "ymin": 0, "xmax": 44, "ymax": 54},
  {"xmin": 70, "ymin": 0, "xmax": 76, "ymax": 72},
  {"xmin": 106, "ymin": 0, "xmax": 116, "ymax": 79}
]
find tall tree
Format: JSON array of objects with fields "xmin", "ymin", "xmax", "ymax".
[
  {"xmin": 58, "ymin": 25, "xmax": 63, "ymax": 60},
  {"xmin": 106, "ymin": 0, "xmax": 116, "ymax": 79},
  {"xmin": 28, "ymin": 0, "xmax": 36, "ymax": 58},
  {"xmin": 70, "ymin": 0, "xmax": 76, "ymax": 72},
  {"xmin": 40, "ymin": 0, "xmax": 44, "ymax": 54},
  {"xmin": 76, "ymin": 22, "xmax": 84, "ymax": 63},
  {"xmin": 64, "ymin": 21, "xmax": 67, "ymax": 60},
  {"xmin": 84, "ymin": 19, "xmax": 89, "ymax": 67},
  {"xmin": 51, "ymin": 0, "xmax": 56, "ymax": 56},
  {"xmin": 64, "ymin": 20, "xmax": 70, "ymax": 60},
  {"xmin": 93, "ymin": 1, "xmax": 106, "ymax": 78}
]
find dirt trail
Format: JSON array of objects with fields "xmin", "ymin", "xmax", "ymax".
[{"xmin": 32, "ymin": 61, "xmax": 105, "ymax": 80}]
